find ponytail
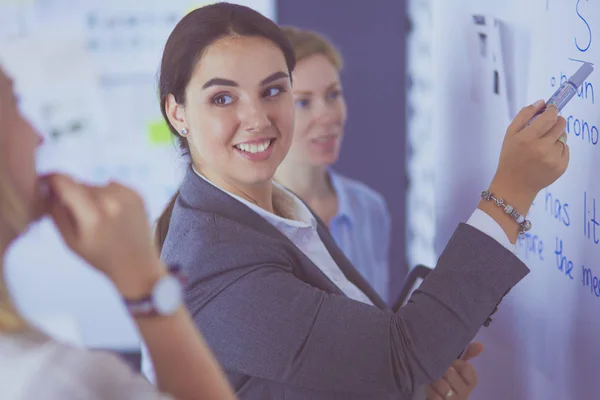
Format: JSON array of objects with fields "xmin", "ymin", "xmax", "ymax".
[{"xmin": 155, "ymin": 190, "xmax": 180, "ymax": 253}]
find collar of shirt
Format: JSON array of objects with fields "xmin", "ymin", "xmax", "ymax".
[
  {"xmin": 192, "ymin": 167, "xmax": 318, "ymax": 239},
  {"xmin": 328, "ymin": 169, "xmax": 353, "ymax": 227}
]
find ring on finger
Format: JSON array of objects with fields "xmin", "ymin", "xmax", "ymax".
[
  {"xmin": 445, "ymin": 389, "xmax": 454, "ymax": 398},
  {"xmin": 557, "ymin": 136, "xmax": 568, "ymax": 149}
]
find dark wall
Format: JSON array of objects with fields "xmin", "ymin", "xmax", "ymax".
[{"xmin": 278, "ymin": 0, "xmax": 408, "ymax": 303}]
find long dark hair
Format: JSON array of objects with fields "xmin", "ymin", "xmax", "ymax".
[{"xmin": 155, "ymin": 2, "xmax": 296, "ymax": 252}]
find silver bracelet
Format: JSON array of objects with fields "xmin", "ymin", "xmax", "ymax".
[{"xmin": 481, "ymin": 190, "xmax": 532, "ymax": 239}]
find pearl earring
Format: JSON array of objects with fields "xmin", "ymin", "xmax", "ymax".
[{"xmin": 181, "ymin": 128, "xmax": 188, "ymax": 136}]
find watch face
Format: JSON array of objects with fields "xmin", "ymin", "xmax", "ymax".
[{"xmin": 153, "ymin": 275, "xmax": 183, "ymax": 315}]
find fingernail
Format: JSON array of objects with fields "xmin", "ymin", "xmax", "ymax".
[
  {"xmin": 532, "ymin": 99, "xmax": 544, "ymax": 107},
  {"xmin": 38, "ymin": 176, "xmax": 56, "ymax": 202}
]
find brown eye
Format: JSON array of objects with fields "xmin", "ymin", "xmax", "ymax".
[
  {"xmin": 263, "ymin": 86, "xmax": 284, "ymax": 98},
  {"xmin": 213, "ymin": 94, "xmax": 233, "ymax": 105}
]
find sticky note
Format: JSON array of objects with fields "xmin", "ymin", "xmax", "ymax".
[{"xmin": 147, "ymin": 120, "xmax": 173, "ymax": 145}]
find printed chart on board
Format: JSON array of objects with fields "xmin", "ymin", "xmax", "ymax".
[{"xmin": 0, "ymin": 0, "xmax": 275, "ymax": 350}]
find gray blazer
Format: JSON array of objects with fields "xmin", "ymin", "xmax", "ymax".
[{"xmin": 161, "ymin": 168, "xmax": 529, "ymax": 399}]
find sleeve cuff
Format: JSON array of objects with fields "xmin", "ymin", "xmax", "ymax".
[{"xmin": 467, "ymin": 209, "xmax": 516, "ymax": 253}]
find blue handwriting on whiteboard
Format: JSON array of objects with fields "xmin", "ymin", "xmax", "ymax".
[
  {"xmin": 582, "ymin": 265, "xmax": 600, "ymax": 297},
  {"xmin": 518, "ymin": 232, "xmax": 544, "ymax": 261},
  {"xmin": 566, "ymin": 115, "xmax": 599, "ymax": 145},
  {"xmin": 575, "ymin": 0, "xmax": 592, "ymax": 52},
  {"xmin": 555, "ymin": 237, "xmax": 575, "ymax": 279},
  {"xmin": 544, "ymin": 189, "xmax": 571, "ymax": 227}
]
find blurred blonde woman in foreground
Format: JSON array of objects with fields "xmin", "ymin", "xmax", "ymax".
[{"xmin": 0, "ymin": 65, "xmax": 236, "ymax": 400}]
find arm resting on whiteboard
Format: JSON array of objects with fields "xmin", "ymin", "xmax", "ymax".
[{"xmin": 467, "ymin": 208, "xmax": 516, "ymax": 253}]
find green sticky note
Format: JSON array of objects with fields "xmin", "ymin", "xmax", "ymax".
[{"xmin": 148, "ymin": 120, "xmax": 173, "ymax": 145}]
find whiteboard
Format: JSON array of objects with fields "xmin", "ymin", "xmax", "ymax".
[
  {"xmin": 422, "ymin": 0, "xmax": 599, "ymax": 398},
  {"xmin": 1, "ymin": 0, "xmax": 275, "ymax": 351}
]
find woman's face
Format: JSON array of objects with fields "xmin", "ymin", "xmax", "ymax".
[
  {"xmin": 0, "ymin": 68, "xmax": 43, "ymax": 235},
  {"xmin": 286, "ymin": 54, "xmax": 347, "ymax": 168},
  {"xmin": 166, "ymin": 36, "xmax": 295, "ymax": 192}
]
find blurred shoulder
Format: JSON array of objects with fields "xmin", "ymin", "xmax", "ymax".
[{"xmin": 0, "ymin": 330, "xmax": 169, "ymax": 399}]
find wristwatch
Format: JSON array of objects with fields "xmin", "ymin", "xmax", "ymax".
[{"xmin": 124, "ymin": 265, "xmax": 186, "ymax": 318}]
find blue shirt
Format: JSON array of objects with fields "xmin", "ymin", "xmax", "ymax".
[{"xmin": 328, "ymin": 170, "xmax": 392, "ymax": 303}]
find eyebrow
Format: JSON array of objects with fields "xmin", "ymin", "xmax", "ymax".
[
  {"xmin": 260, "ymin": 71, "xmax": 289, "ymax": 86},
  {"xmin": 201, "ymin": 71, "xmax": 289, "ymax": 90},
  {"xmin": 202, "ymin": 78, "xmax": 238, "ymax": 89}
]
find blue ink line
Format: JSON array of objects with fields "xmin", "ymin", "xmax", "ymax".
[
  {"xmin": 569, "ymin": 57, "xmax": 594, "ymax": 65},
  {"xmin": 575, "ymin": 0, "xmax": 592, "ymax": 52}
]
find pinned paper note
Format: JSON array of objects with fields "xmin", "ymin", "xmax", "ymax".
[{"xmin": 467, "ymin": 14, "xmax": 510, "ymax": 117}]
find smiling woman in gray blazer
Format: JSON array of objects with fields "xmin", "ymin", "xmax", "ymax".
[{"xmin": 141, "ymin": 3, "xmax": 570, "ymax": 400}]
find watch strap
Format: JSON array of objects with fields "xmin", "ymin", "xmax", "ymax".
[{"xmin": 123, "ymin": 264, "xmax": 186, "ymax": 317}]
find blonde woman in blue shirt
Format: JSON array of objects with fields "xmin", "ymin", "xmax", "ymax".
[
  {"xmin": 275, "ymin": 27, "xmax": 482, "ymax": 400},
  {"xmin": 275, "ymin": 27, "xmax": 393, "ymax": 304}
]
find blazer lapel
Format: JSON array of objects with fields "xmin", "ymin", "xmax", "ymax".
[{"xmin": 315, "ymin": 220, "xmax": 388, "ymax": 309}]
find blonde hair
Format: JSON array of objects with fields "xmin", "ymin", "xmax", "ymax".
[
  {"xmin": 0, "ymin": 170, "xmax": 28, "ymax": 236},
  {"xmin": 0, "ymin": 149, "xmax": 29, "ymax": 331},
  {"xmin": 281, "ymin": 26, "xmax": 344, "ymax": 71}
]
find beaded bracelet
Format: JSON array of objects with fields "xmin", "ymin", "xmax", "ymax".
[{"xmin": 481, "ymin": 190, "xmax": 532, "ymax": 239}]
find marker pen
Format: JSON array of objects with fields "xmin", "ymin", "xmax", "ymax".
[{"xmin": 528, "ymin": 62, "xmax": 594, "ymax": 125}]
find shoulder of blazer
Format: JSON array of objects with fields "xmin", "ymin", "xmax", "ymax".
[{"xmin": 162, "ymin": 193, "xmax": 299, "ymax": 271}]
